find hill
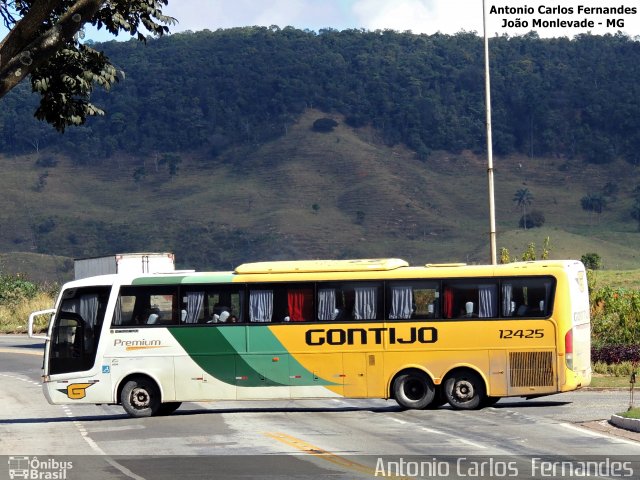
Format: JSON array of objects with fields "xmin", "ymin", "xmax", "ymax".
[
  {"xmin": 1, "ymin": 108, "xmax": 639, "ymax": 282},
  {"xmin": 1, "ymin": 28, "xmax": 640, "ymax": 281}
]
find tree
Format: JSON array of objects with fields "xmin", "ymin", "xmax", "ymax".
[
  {"xmin": 159, "ymin": 153, "xmax": 181, "ymax": 179},
  {"xmin": 581, "ymin": 193, "xmax": 607, "ymax": 224},
  {"xmin": 512, "ymin": 188, "xmax": 533, "ymax": 230},
  {"xmin": 312, "ymin": 118, "xmax": 338, "ymax": 132},
  {"xmin": 519, "ymin": 209, "xmax": 545, "ymax": 229},
  {"xmin": 0, "ymin": 1, "xmax": 175, "ymax": 131},
  {"xmin": 581, "ymin": 253, "xmax": 602, "ymax": 270}
]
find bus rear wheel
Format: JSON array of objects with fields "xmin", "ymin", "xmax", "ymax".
[
  {"xmin": 393, "ymin": 370, "xmax": 436, "ymax": 409},
  {"xmin": 443, "ymin": 370, "xmax": 485, "ymax": 410},
  {"xmin": 121, "ymin": 377, "xmax": 161, "ymax": 418}
]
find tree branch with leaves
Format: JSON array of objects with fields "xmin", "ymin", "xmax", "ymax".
[{"xmin": 0, "ymin": 0, "xmax": 175, "ymax": 131}]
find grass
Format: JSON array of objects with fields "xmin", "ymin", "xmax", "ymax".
[
  {"xmin": 618, "ymin": 408, "xmax": 640, "ymax": 419},
  {"xmin": 0, "ymin": 292, "xmax": 55, "ymax": 334},
  {"xmin": 590, "ymin": 375, "xmax": 635, "ymax": 388},
  {"xmin": 590, "ymin": 269, "xmax": 640, "ymax": 290}
]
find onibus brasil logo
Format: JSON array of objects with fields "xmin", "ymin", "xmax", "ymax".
[{"xmin": 8, "ymin": 456, "xmax": 73, "ymax": 479}]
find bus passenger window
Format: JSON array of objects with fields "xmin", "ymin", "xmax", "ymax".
[
  {"xmin": 287, "ymin": 288, "xmax": 314, "ymax": 322},
  {"xmin": 182, "ymin": 291, "xmax": 205, "ymax": 324},
  {"xmin": 249, "ymin": 290, "xmax": 273, "ymax": 322},
  {"xmin": 387, "ymin": 281, "xmax": 440, "ymax": 320},
  {"xmin": 190, "ymin": 287, "xmax": 245, "ymax": 324},
  {"xmin": 113, "ymin": 286, "xmax": 179, "ymax": 327},
  {"xmin": 318, "ymin": 282, "xmax": 382, "ymax": 321},
  {"xmin": 501, "ymin": 278, "xmax": 554, "ymax": 318},
  {"xmin": 318, "ymin": 289, "xmax": 338, "ymax": 320},
  {"xmin": 443, "ymin": 280, "xmax": 497, "ymax": 319}
]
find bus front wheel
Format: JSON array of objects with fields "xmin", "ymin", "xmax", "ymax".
[
  {"xmin": 443, "ymin": 370, "xmax": 485, "ymax": 410},
  {"xmin": 393, "ymin": 370, "xmax": 436, "ymax": 409},
  {"xmin": 120, "ymin": 377, "xmax": 161, "ymax": 418}
]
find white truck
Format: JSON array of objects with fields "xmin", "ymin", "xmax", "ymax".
[{"xmin": 74, "ymin": 253, "xmax": 175, "ymax": 280}]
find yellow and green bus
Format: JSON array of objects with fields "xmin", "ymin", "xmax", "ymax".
[{"xmin": 28, "ymin": 258, "xmax": 591, "ymax": 417}]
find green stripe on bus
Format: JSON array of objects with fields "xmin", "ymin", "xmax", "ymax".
[
  {"xmin": 168, "ymin": 326, "xmax": 336, "ymax": 387},
  {"xmin": 132, "ymin": 273, "xmax": 235, "ymax": 285},
  {"xmin": 132, "ymin": 276, "xmax": 188, "ymax": 285}
]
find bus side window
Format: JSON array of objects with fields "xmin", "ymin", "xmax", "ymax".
[
  {"xmin": 501, "ymin": 278, "xmax": 554, "ymax": 318},
  {"xmin": 388, "ymin": 281, "xmax": 440, "ymax": 320},
  {"xmin": 181, "ymin": 291, "xmax": 206, "ymax": 324},
  {"xmin": 286, "ymin": 287, "xmax": 314, "ymax": 322},
  {"xmin": 113, "ymin": 286, "xmax": 179, "ymax": 327},
  {"xmin": 249, "ymin": 289, "xmax": 273, "ymax": 322},
  {"xmin": 443, "ymin": 280, "xmax": 497, "ymax": 319},
  {"xmin": 317, "ymin": 282, "xmax": 382, "ymax": 321},
  {"xmin": 179, "ymin": 287, "xmax": 246, "ymax": 324}
]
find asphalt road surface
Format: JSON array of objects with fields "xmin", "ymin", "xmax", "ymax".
[{"xmin": 1, "ymin": 335, "xmax": 638, "ymax": 480}]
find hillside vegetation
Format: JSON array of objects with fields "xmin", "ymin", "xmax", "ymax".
[
  {"xmin": 0, "ymin": 28, "xmax": 640, "ymax": 278},
  {"xmin": 3, "ymin": 29, "xmax": 640, "ymax": 163},
  {"xmin": 1, "ymin": 108, "xmax": 639, "ymax": 280}
]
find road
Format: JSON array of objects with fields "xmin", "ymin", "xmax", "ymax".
[{"xmin": 1, "ymin": 335, "xmax": 639, "ymax": 479}]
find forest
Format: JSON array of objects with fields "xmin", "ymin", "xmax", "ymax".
[{"xmin": 1, "ymin": 27, "xmax": 639, "ymax": 165}]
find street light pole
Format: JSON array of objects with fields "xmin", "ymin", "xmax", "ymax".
[{"xmin": 483, "ymin": 0, "xmax": 497, "ymax": 265}]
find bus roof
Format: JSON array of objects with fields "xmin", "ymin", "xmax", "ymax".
[
  {"xmin": 234, "ymin": 258, "xmax": 410, "ymax": 274},
  {"xmin": 62, "ymin": 259, "xmax": 584, "ymax": 287}
]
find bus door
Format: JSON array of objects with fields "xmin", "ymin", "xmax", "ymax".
[
  {"xmin": 343, "ymin": 352, "xmax": 384, "ymax": 397},
  {"xmin": 43, "ymin": 287, "xmax": 112, "ymax": 403},
  {"xmin": 239, "ymin": 325, "xmax": 291, "ymax": 398},
  {"xmin": 488, "ymin": 350, "xmax": 508, "ymax": 397}
]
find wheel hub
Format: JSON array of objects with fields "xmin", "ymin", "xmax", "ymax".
[
  {"xmin": 454, "ymin": 380, "xmax": 474, "ymax": 401},
  {"xmin": 405, "ymin": 380, "xmax": 425, "ymax": 400},
  {"xmin": 131, "ymin": 388, "xmax": 150, "ymax": 409}
]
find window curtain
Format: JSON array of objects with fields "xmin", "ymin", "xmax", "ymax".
[
  {"xmin": 80, "ymin": 295, "xmax": 99, "ymax": 328},
  {"xmin": 288, "ymin": 289, "xmax": 313, "ymax": 321},
  {"xmin": 479, "ymin": 284, "xmax": 497, "ymax": 318},
  {"xmin": 63, "ymin": 294, "xmax": 99, "ymax": 350},
  {"xmin": 184, "ymin": 291, "xmax": 204, "ymax": 324},
  {"xmin": 318, "ymin": 289, "xmax": 337, "ymax": 320},
  {"xmin": 64, "ymin": 294, "xmax": 99, "ymax": 328},
  {"xmin": 354, "ymin": 287, "xmax": 377, "ymax": 320},
  {"xmin": 443, "ymin": 287, "xmax": 454, "ymax": 319},
  {"xmin": 249, "ymin": 290, "xmax": 273, "ymax": 322},
  {"xmin": 501, "ymin": 283, "xmax": 513, "ymax": 317},
  {"xmin": 113, "ymin": 297, "xmax": 123, "ymax": 325},
  {"xmin": 389, "ymin": 286, "xmax": 413, "ymax": 319},
  {"xmin": 543, "ymin": 281, "xmax": 552, "ymax": 315}
]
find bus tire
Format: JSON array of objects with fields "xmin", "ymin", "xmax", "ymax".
[
  {"xmin": 157, "ymin": 402, "xmax": 182, "ymax": 416},
  {"xmin": 443, "ymin": 370, "xmax": 485, "ymax": 410},
  {"xmin": 393, "ymin": 370, "xmax": 436, "ymax": 409},
  {"xmin": 426, "ymin": 386, "xmax": 448, "ymax": 409},
  {"xmin": 120, "ymin": 377, "xmax": 161, "ymax": 418}
]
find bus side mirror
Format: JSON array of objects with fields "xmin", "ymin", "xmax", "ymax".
[{"xmin": 28, "ymin": 308, "xmax": 55, "ymax": 340}]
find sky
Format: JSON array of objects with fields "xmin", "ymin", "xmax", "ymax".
[
  {"xmin": 118, "ymin": 0, "xmax": 640, "ymax": 40},
  {"xmin": 2, "ymin": 1, "xmax": 638, "ymax": 42}
]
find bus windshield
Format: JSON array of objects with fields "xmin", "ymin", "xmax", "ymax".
[{"xmin": 49, "ymin": 287, "xmax": 110, "ymax": 375}]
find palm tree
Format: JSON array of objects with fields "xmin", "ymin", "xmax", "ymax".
[{"xmin": 513, "ymin": 188, "xmax": 533, "ymax": 229}]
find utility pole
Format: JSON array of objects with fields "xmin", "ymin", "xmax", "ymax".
[{"xmin": 483, "ymin": 0, "xmax": 497, "ymax": 265}]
